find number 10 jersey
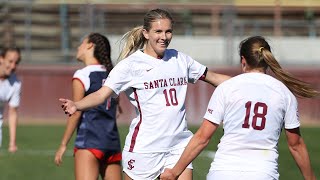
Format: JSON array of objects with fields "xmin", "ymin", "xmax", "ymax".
[{"xmin": 104, "ymin": 49, "xmax": 206, "ymax": 153}]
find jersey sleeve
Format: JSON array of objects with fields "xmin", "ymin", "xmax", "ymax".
[
  {"xmin": 8, "ymin": 82, "xmax": 21, "ymax": 108},
  {"xmin": 104, "ymin": 60, "xmax": 132, "ymax": 95},
  {"xmin": 73, "ymin": 69, "xmax": 89, "ymax": 91},
  {"xmin": 284, "ymin": 92, "xmax": 300, "ymax": 129},
  {"xmin": 203, "ymin": 85, "xmax": 225, "ymax": 125},
  {"xmin": 184, "ymin": 53, "xmax": 206, "ymax": 84}
]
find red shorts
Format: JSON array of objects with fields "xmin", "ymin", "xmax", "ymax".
[{"xmin": 74, "ymin": 148, "xmax": 122, "ymax": 164}]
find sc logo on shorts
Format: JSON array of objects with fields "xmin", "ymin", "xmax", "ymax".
[{"xmin": 127, "ymin": 159, "xmax": 135, "ymax": 170}]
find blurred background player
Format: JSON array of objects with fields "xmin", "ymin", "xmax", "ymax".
[
  {"xmin": 160, "ymin": 36, "xmax": 318, "ymax": 180},
  {"xmin": 0, "ymin": 47, "xmax": 21, "ymax": 153},
  {"xmin": 60, "ymin": 8, "xmax": 230, "ymax": 180},
  {"xmin": 54, "ymin": 33, "xmax": 122, "ymax": 180}
]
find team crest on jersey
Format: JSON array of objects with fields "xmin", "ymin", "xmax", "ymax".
[{"xmin": 127, "ymin": 159, "xmax": 135, "ymax": 170}]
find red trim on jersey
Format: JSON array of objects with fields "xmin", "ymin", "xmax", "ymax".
[
  {"xmin": 129, "ymin": 88, "xmax": 143, "ymax": 152},
  {"xmin": 72, "ymin": 77, "xmax": 85, "ymax": 90},
  {"xmin": 199, "ymin": 67, "xmax": 208, "ymax": 81}
]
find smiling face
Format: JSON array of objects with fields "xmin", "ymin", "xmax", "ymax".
[
  {"xmin": 0, "ymin": 50, "xmax": 20, "ymax": 78},
  {"xmin": 143, "ymin": 18, "xmax": 173, "ymax": 58}
]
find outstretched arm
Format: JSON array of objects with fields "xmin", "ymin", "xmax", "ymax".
[
  {"xmin": 285, "ymin": 127, "xmax": 316, "ymax": 180},
  {"xmin": 203, "ymin": 70, "xmax": 231, "ymax": 87},
  {"xmin": 8, "ymin": 106, "xmax": 18, "ymax": 153},
  {"xmin": 160, "ymin": 119, "xmax": 219, "ymax": 180},
  {"xmin": 60, "ymin": 85, "xmax": 114, "ymax": 115}
]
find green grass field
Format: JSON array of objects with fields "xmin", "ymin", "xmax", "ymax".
[{"xmin": 0, "ymin": 125, "xmax": 319, "ymax": 180}]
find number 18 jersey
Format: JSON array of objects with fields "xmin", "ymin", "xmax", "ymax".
[
  {"xmin": 104, "ymin": 49, "xmax": 206, "ymax": 153},
  {"xmin": 204, "ymin": 72, "xmax": 300, "ymax": 179}
]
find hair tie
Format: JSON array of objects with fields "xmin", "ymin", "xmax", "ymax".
[{"xmin": 258, "ymin": 47, "xmax": 264, "ymax": 53}]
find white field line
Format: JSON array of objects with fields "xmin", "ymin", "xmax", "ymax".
[
  {"xmin": 0, "ymin": 149, "xmax": 216, "ymax": 158},
  {"xmin": 0, "ymin": 149, "xmax": 73, "ymax": 156},
  {"xmin": 193, "ymin": 150, "xmax": 215, "ymax": 176},
  {"xmin": 199, "ymin": 150, "xmax": 216, "ymax": 159}
]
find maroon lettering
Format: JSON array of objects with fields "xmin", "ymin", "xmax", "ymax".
[
  {"xmin": 163, "ymin": 79, "xmax": 168, "ymax": 87},
  {"xmin": 154, "ymin": 80, "xmax": 159, "ymax": 88},
  {"xmin": 149, "ymin": 82, "xmax": 154, "ymax": 89},
  {"xmin": 159, "ymin": 79, "xmax": 164, "ymax": 87},
  {"xmin": 144, "ymin": 77, "xmax": 186, "ymax": 89},
  {"xmin": 144, "ymin": 82, "xmax": 149, "ymax": 89},
  {"xmin": 169, "ymin": 78, "xmax": 174, "ymax": 86}
]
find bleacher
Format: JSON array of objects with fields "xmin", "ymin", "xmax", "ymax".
[
  {"xmin": 1, "ymin": 1, "xmax": 320, "ymax": 63},
  {"xmin": 1, "ymin": 1, "xmax": 319, "ymax": 125}
]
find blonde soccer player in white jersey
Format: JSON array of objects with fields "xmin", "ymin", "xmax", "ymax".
[
  {"xmin": 60, "ymin": 8, "xmax": 230, "ymax": 180},
  {"xmin": 0, "ymin": 47, "xmax": 21, "ymax": 153},
  {"xmin": 160, "ymin": 36, "xmax": 318, "ymax": 180}
]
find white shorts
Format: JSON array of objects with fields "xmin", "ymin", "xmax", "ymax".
[
  {"xmin": 207, "ymin": 170, "xmax": 278, "ymax": 180},
  {"xmin": 122, "ymin": 148, "xmax": 193, "ymax": 180}
]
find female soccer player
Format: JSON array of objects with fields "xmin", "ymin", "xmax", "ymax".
[
  {"xmin": 160, "ymin": 36, "xmax": 318, "ymax": 180},
  {"xmin": 54, "ymin": 33, "xmax": 122, "ymax": 180},
  {"xmin": 0, "ymin": 47, "xmax": 21, "ymax": 153},
  {"xmin": 60, "ymin": 9, "xmax": 229, "ymax": 180}
]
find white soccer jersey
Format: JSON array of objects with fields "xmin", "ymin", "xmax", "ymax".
[
  {"xmin": 204, "ymin": 72, "xmax": 299, "ymax": 179},
  {"xmin": 0, "ymin": 73, "xmax": 21, "ymax": 121},
  {"xmin": 0, "ymin": 73, "xmax": 21, "ymax": 146},
  {"xmin": 104, "ymin": 49, "xmax": 206, "ymax": 153}
]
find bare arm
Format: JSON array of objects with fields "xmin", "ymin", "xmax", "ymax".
[
  {"xmin": 8, "ymin": 106, "xmax": 18, "ymax": 153},
  {"xmin": 160, "ymin": 119, "xmax": 219, "ymax": 180},
  {"xmin": 203, "ymin": 70, "xmax": 231, "ymax": 87},
  {"xmin": 60, "ymin": 85, "xmax": 114, "ymax": 115},
  {"xmin": 55, "ymin": 79, "xmax": 84, "ymax": 166},
  {"xmin": 285, "ymin": 127, "xmax": 316, "ymax": 180}
]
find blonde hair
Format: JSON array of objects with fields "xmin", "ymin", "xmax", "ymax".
[
  {"xmin": 118, "ymin": 26, "xmax": 145, "ymax": 61},
  {"xmin": 117, "ymin": 8, "xmax": 174, "ymax": 61},
  {"xmin": 240, "ymin": 36, "xmax": 319, "ymax": 98}
]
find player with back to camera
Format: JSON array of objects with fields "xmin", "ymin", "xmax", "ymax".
[
  {"xmin": 160, "ymin": 36, "xmax": 318, "ymax": 180},
  {"xmin": 0, "ymin": 47, "xmax": 21, "ymax": 153},
  {"xmin": 54, "ymin": 33, "xmax": 122, "ymax": 180},
  {"xmin": 60, "ymin": 8, "xmax": 230, "ymax": 180}
]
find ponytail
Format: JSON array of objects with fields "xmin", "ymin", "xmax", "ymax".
[
  {"xmin": 118, "ymin": 26, "xmax": 145, "ymax": 61},
  {"xmin": 240, "ymin": 36, "xmax": 319, "ymax": 98},
  {"xmin": 262, "ymin": 49, "xmax": 319, "ymax": 98}
]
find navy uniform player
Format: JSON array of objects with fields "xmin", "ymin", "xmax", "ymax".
[
  {"xmin": 0, "ymin": 47, "xmax": 21, "ymax": 153},
  {"xmin": 54, "ymin": 33, "xmax": 122, "ymax": 180},
  {"xmin": 60, "ymin": 9, "xmax": 230, "ymax": 180},
  {"xmin": 160, "ymin": 36, "xmax": 318, "ymax": 180}
]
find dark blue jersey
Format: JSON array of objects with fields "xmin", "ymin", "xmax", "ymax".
[{"xmin": 73, "ymin": 65, "xmax": 120, "ymax": 151}]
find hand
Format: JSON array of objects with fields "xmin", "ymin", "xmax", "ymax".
[
  {"xmin": 8, "ymin": 144, "xmax": 18, "ymax": 153},
  {"xmin": 59, "ymin": 98, "xmax": 77, "ymax": 116},
  {"xmin": 160, "ymin": 168, "xmax": 178, "ymax": 180},
  {"xmin": 54, "ymin": 145, "xmax": 67, "ymax": 166}
]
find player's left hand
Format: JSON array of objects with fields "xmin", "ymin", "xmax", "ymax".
[{"xmin": 59, "ymin": 98, "xmax": 77, "ymax": 116}]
